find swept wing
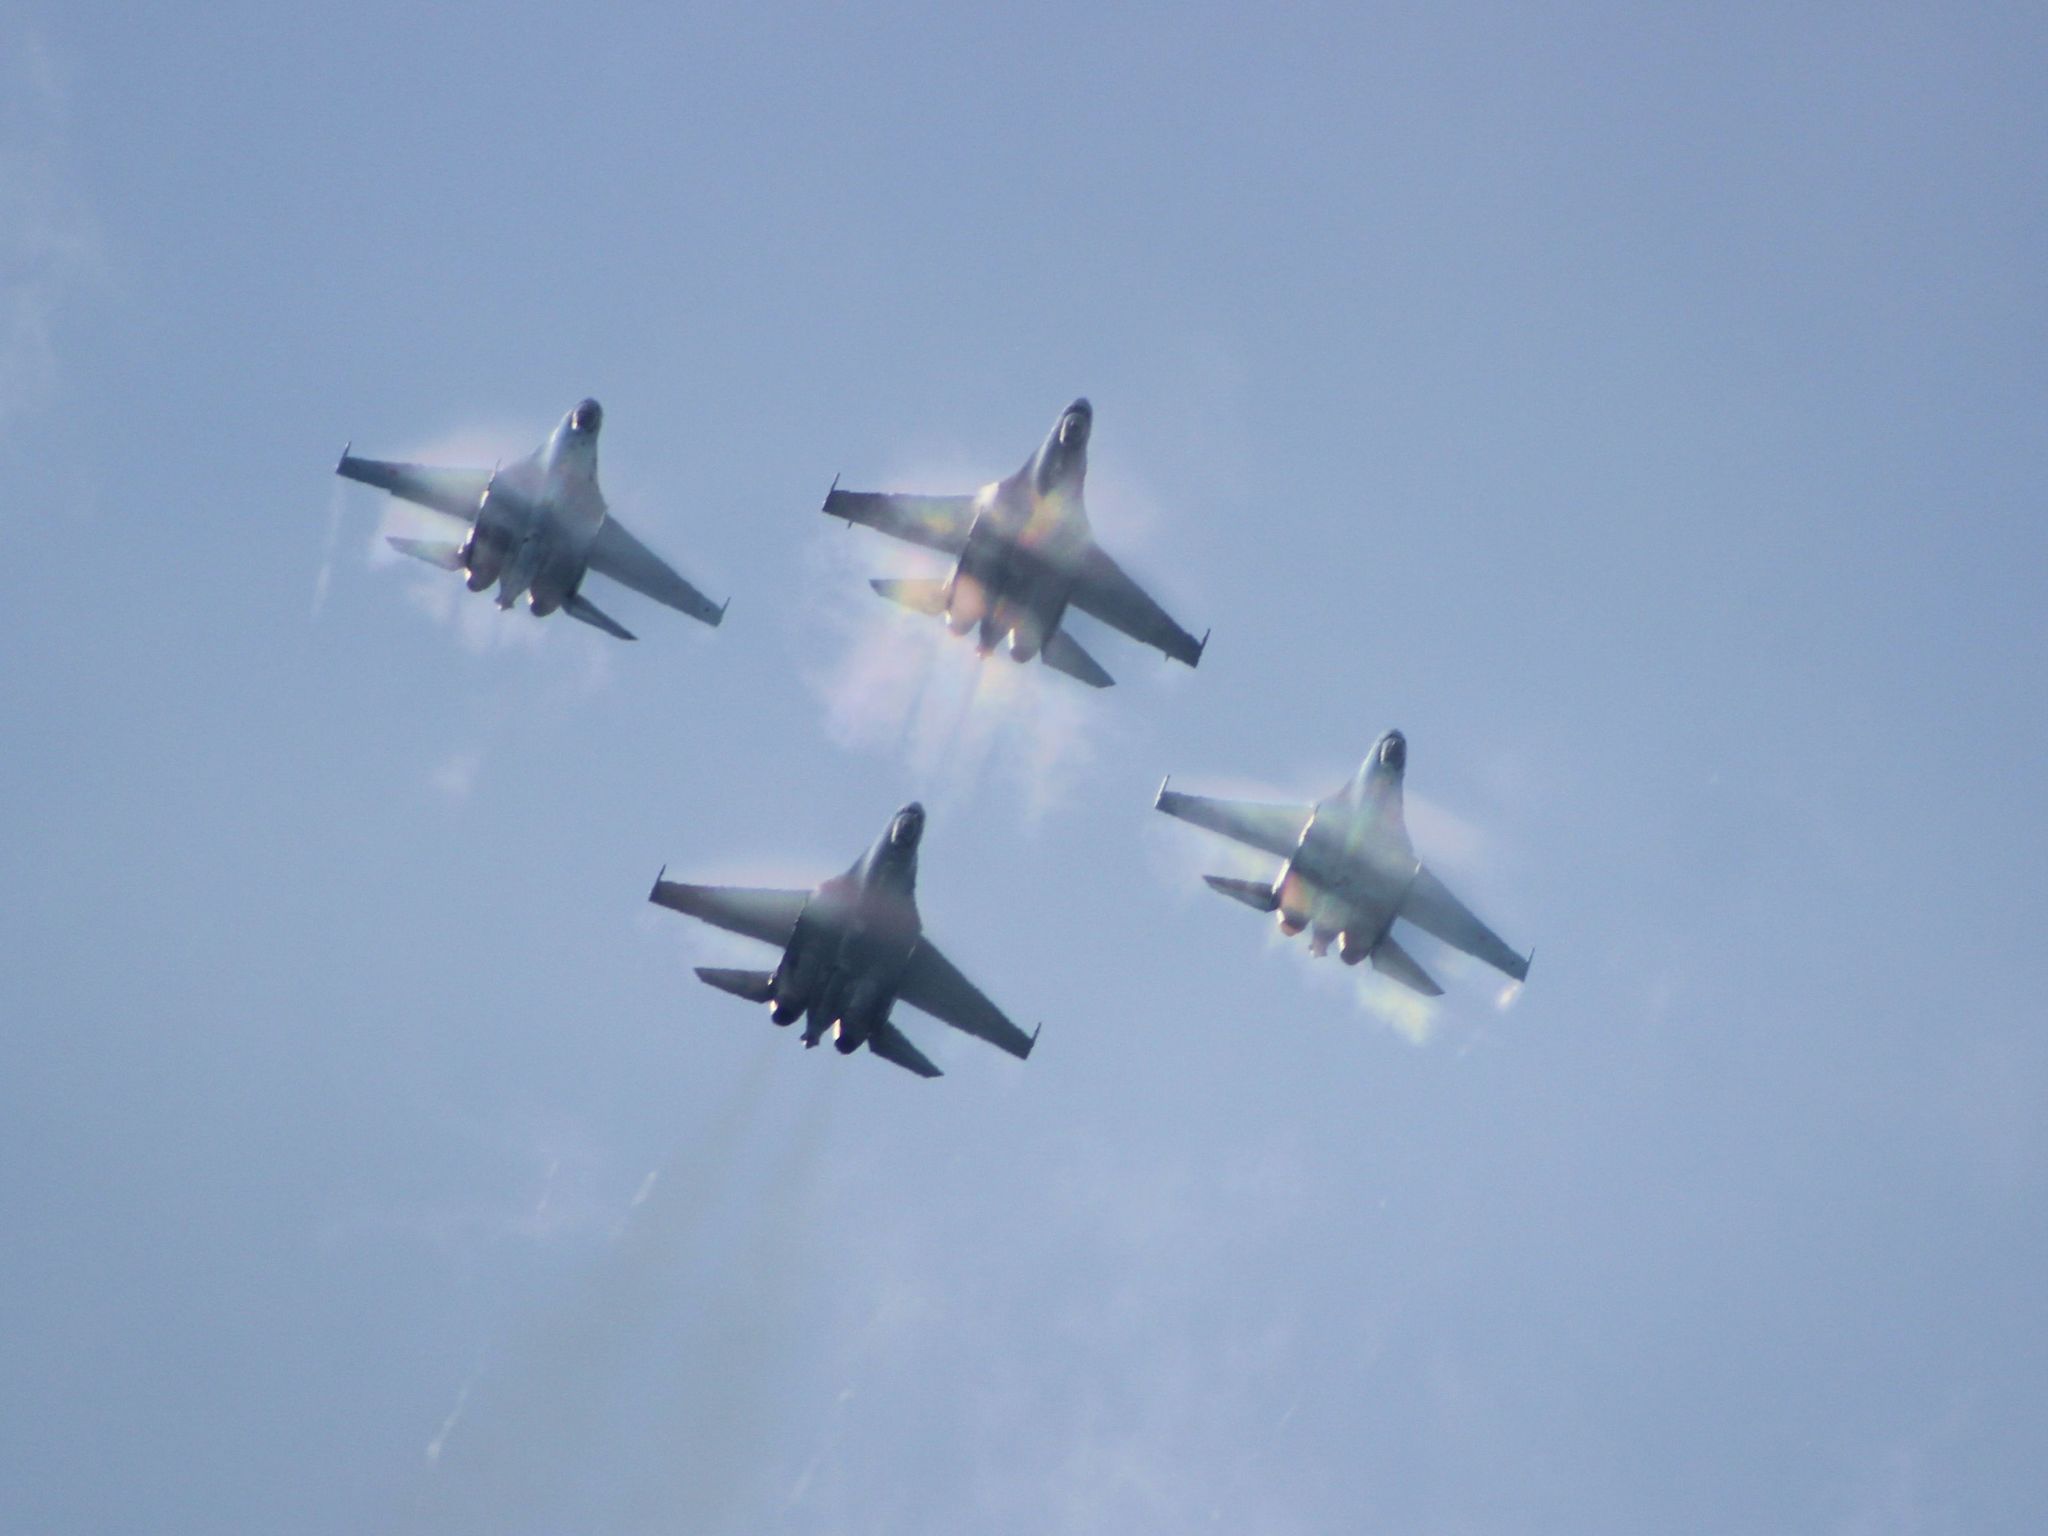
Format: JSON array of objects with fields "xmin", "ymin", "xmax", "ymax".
[
  {"xmin": 1069, "ymin": 545, "xmax": 1206, "ymax": 668},
  {"xmin": 1154, "ymin": 785, "xmax": 1311, "ymax": 860},
  {"xmin": 1399, "ymin": 865, "xmax": 1530, "ymax": 981},
  {"xmin": 897, "ymin": 939, "xmax": 1037, "ymax": 1060},
  {"xmin": 823, "ymin": 487, "xmax": 976, "ymax": 555},
  {"xmin": 648, "ymin": 878, "xmax": 808, "ymax": 948},
  {"xmin": 337, "ymin": 454, "xmax": 492, "ymax": 521},
  {"xmin": 586, "ymin": 516, "xmax": 726, "ymax": 627}
]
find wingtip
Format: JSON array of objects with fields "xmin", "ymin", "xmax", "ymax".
[
  {"xmin": 1193, "ymin": 627, "xmax": 1211, "ymax": 666},
  {"xmin": 649, "ymin": 865, "xmax": 668, "ymax": 904},
  {"xmin": 335, "ymin": 440, "xmax": 352, "ymax": 474},
  {"xmin": 1027, "ymin": 1022, "xmax": 1043, "ymax": 1058},
  {"xmin": 1153, "ymin": 774, "xmax": 1172, "ymax": 810},
  {"xmin": 713, "ymin": 596, "xmax": 731, "ymax": 627}
]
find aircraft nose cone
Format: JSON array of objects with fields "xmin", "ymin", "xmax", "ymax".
[
  {"xmin": 891, "ymin": 803, "xmax": 926, "ymax": 847},
  {"xmin": 1379, "ymin": 731, "xmax": 1406, "ymax": 770},
  {"xmin": 571, "ymin": 398, "xmax": 603, "ymax": 434}
]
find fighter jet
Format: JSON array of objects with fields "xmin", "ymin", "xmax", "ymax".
[
  {"xmin": 336, "ymin": 399, "xmax": 725, "ymax": 640},
  {"xmin": 1154, "ymin": 731, "xmax": 1531, "ymax": 997},
  {"xmin": 649, "ymin": 803, "xmax": 1039, "ymax": 1078},
  {"xmin": 823, "ymin": 398, "xmax": 1207, "ymax": 687}
]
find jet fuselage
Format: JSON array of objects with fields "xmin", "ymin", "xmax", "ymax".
[
  {"xmin": 463, "ymin": 398, "xmax": 608, "ymax": 615},
  {"xmin": 1277, "ymin": 732, "xmax": 1419, "ymax": 959},
  {"xmin": 770, "ymin": 804, "xmax": 926, "ymax": 1052},
  {"xmin": 943, "ymin": 399, "xmax": 1095, "ymax": 661}
]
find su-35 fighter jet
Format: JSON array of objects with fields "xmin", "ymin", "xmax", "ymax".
[
  {"xmin": 650, "ymin": 803, "xmax": 1040, "ymax": 1078},
  {"xmin": 823, "ymin": 398, "xmax": 1206, "ymax": 687},
  {"xmin": 1155, "ymin": 731, "xmax": 1531, "ymax": 997},
  {"xmin": 337, "ymin": 398, "xmax": 725, "ymax": 640}
]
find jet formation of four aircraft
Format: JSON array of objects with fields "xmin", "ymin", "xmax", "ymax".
[{"xmin": 337, "ymin": 397, "xmax": 1532, "ymax": 1077}]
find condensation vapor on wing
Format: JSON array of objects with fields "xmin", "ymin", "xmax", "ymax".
[
  {"xmin": 399, "ymin": 1041, "xmax": 778, "ymax": 1535},
  {"xmin": 799, "ymin": 477, "xmax": 1109, "ymax": 822},
  {"xmin": 310, "ymin": 483, "xmax": 345, "ymax": 618},
  {"xmin": 1142, "ymin": 763, "xmax": 1527, "ymax": 1045},
  {"xmin": 357, "ymin": 425, "xmax": 543, "ymax": 657}
]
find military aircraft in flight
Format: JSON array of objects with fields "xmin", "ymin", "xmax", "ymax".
[
  {"xmin": 337, "ymin": 398, "xmax": 725, "ymax": 640},
  {"xmin": 650, "ymin": 803, "xmax": 1040, "ymax": 1078},
  {"xmin": 1154, "ymin": 731, "xmax": 1531, "ymax": 997},
  {"xmin": 823, "ymin": 398, "xmax": 1207, "ymax": 687}
]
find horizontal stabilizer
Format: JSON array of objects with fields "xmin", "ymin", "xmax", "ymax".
[
  {"xmin": 1040, "ymin": 628, "xmax": 1114, "ymax": 688},
  {"xmin": 1202, "ymin": 873, "xmax": 1279, "ymax": 912},
  {"xmin": 564, "ymin": 592, "xmax": 636, "ymax": 641},
  {"xmin": 385, "ymin": 536, "xmax": 465, "ymax": 571},
  {"xmin": 1371, "ymin": 933, "xmax": 1444, "ymax": 997},
  {"xmin": 870, "ymin": 577, "xmax": 949, "ymax": 615},
  {"xmin": 866, "ymin": 1019, "xmax": 943, "ymax": 1078},
  {"xmin": 694, "ymin": 967, "xmax": 776, "ymax": 1004}
]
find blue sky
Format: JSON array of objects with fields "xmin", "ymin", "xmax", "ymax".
[{"xmin": 4, "ymin": 4, "xmax": 2046, "ymax": 1532}]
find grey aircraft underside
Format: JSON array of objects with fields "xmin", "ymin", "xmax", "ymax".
[
  {"xmin": 1155, "ymin": 730, "xmax": 1531, "ymax": 997},
  {"xmin": 337, "ymin": 398, "xmax": 726, "ymax": 640},
  {"xmin": 649, "ymin": 803, "xmax": 1039, "ymax": 1078},
  {"xmin": 823, "ymin": 398, "xmax": 1207, "ymax": 688}
]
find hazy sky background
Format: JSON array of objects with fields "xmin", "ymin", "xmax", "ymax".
[{"xmin": 4, "ymin": 4, "xmax": 2045, "ymax": 1532}]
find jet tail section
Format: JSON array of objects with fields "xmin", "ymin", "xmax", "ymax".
[
  {"xmin": 1371, "ymin": 934, "xmax": 1444, "ymax": 997},
  {"xmin": 385, "ymin": 536, "xmax": 466, "ymax": 571},
  {"xmin": 1202, "ymin": 874, "xmax": 1279, "ymax": 912},
  {"xmin": 1040, "ymin": 628, "xmax": 1115, "ymax": 688},
  {"xmin": 563, "ymin": 591, "xmax": 637, "ymax": 641},
  {"xmin": 869, "ymin": 577, "xmax": 949, "ymax": 615},
  {"xmin": 866, "ymin": 1019, "xmax": 943, "ymax": 1078},
  {"xmin": 694, "ymin": 967, "xmax": 776, "ymax": 1004}
]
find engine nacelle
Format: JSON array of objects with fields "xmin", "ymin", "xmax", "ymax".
[
  {"xmin": 461, "ymin": 486, "xmax": 520, "ymax": 590},
  {"xmin": 944, "ymin": 572, "xmax": 988, "ymax": 635},
  {"xmin": 527, "ymin": 564, "xmax": 578, "ymax": 618},
  {"xmin": 1339, "ymin": 931, "xmax": 1370, "ymax": 966},
  {"xmin": 771, "ymin": 935, "xmax": 825, "ymax": 1022},
  {"xmin": 462, "ymin": 528, "xmax": 509, "ymax": 590},
  {"xmin": 830, "ymin": 979, "xmax": 885, "ymax": 1055}
]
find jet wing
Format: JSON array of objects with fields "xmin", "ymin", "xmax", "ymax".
[
  {"xmin": 823, "ymin": 487, "xmax": 976, "ymax": 556},
  {"xmin": 897, "ymin": 939, "xmax": 1036, "ymax": 1060},
  {"xmin": 649, "ymin": 878, "xmax": 808, "ymax": 949},
  {"xmin": 586, "ymin": 516, "xmax": 726, "ymax": 627},
  {"xmin": 336, "ymin": 454, "xmax": 492, "ymax": 521},
  {"xmin": 1153, "ymin": 784, "xmax": 1310, "ymax": 860},
  {"xmin": 1068, "ymin": 545, "xmax": 1206, "ymax": 668},
  {"xmin": 1398, "ymin": 864, "xmax": 1530, "ymax": 982}
]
